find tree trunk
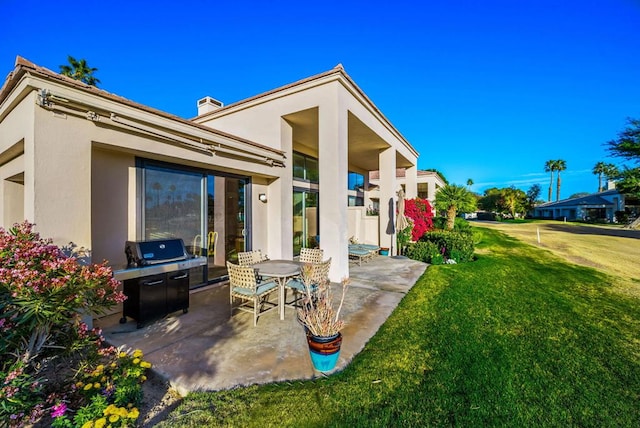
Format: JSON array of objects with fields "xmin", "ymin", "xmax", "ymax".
[
  {"xmin": 447, "ymin": 207, "xmax": 456, "ymax": 230},
  {"xmin": 597, "ymin": 173, "xmax": 602, "ymax": 193},
  {"xmin": 556, "ymin": 175, "xmax": 562, "ymax": 201}
]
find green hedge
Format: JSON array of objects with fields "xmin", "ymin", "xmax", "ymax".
[
  {"xmin": 405, "ymin": 241, "xmax": 441, "ymax": 264},
  {"xmin": 415, "ymin": 230, "xmax": 475, "ymax": 263}
]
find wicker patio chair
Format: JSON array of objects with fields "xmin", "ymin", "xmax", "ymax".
[
  {"xmin": 299, "ymin": 247, "xmax": 324, "ymax": 264},
  {"xmin": 284, "ymin": 257, "xmax": 332, "ymax": 308},
  {"xmin": 237, "ymin": 250, "xmax": 269, "ymax": 266},
  {"xmin": 227, "ymin": 261, "xmax": 278, "ymax": 326}
]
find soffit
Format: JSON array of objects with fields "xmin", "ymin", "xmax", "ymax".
[{"xmin": 284, "ymin": 109, "xmax": 413, "ymax": 171}]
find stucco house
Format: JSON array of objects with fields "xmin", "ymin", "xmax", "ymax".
[
  {"xmin": 533, "ymin": 188, "xmax": 638, "ymax": 222},
  {"xmin": 0, "ymin": 56, "xmax": 419, "ymax": 287},
  {"xmin": 368, "ymin": 168, "xmax": 445, "ymax": 210}
]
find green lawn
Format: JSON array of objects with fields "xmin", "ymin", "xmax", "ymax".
[{"xmin": 158, "ymin": 227, "xmax": 640, "ymax": 427}]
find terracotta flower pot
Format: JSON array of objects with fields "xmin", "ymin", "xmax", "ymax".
[{"xmin": 306, "ymin": 332, "xmax": 342, "ymax": 372}]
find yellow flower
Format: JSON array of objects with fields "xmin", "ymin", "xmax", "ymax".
[
  {"xmin": 94, "ymin": 418, "xmax": 107, "ymax": 428},
  {"xmin": 110, "ymin": 362, "xmax": 117, "ymax": 368},
  {"xmin": 132, "ymin": 358, "xmax": 140, "ymax": 365},
  {"xmin": 96, "ymin": 364, "xmax": 104, "ymax": 372},
  {"xmin": 119, "ymin": 351, "xmax": 127, "ymax": 358},
  {"xmin": 81, "ymin": 421, "xmax": 94, "ymax": 428},
  {"xmin": 76, "ymin": 381, "xmax": 84, "ymax": 388},
  {"xmin": 128, "ymin": 408, "xmax": 140, "ymax": 419},
  {"xmin": 94, "ymin": 382, "xmax": 101, "ymax": 389},
  {"xmin": 108, "ymin": 415, "xmax": 119, "ymax": 423},
  {"xmin": 127, "ymin": 403, "xmax": 133, "ymax": 409},
  {"xmin": 140, "ymin": 361, "xmax": 152, "ymax": 369},
  {"xmin": 83, "ymin": 383, "xmax": 93, "ymax": 391},
  {"xmin": 132, "ymin": 349, "xmax": 143, "ymax": 358},
  {"xmin": 140, "ymin": 375, "xmax": 147, "ymax": 382},
  {"xmin": 104, "ymin": 404, "xmax": 116, "ymax": 415}
]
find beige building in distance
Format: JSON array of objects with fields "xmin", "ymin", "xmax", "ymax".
[{"xmin": 0, "ymin": 56, "xmax": 420, "ymax": 286}]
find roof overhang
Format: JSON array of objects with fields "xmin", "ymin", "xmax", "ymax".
[
  {"xmin": 193, "ymin": 64, "xmax": 419, "ymax": 162},
  {"xmin": 0, "ymin": 56, "xmax": 286, "ymax": 167}
]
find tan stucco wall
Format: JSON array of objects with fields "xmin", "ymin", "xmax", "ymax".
[
  {"xmin": 0, "ymin": 89, "xmax": 34, "ymax": 228},
  {"xmin": 32, "ymin": 104, "xmax": 93, "ymax": 249},
  {"xmin": 91, "ymin": 147, "xmax": 134, "ymax": 267},
  {"xmin": 197, "ymin": 77, "xmax": 418, "ymax": 277},
  {"xmin": 1, "ymin": 68, "xmax": 420, "ymax": 283}
]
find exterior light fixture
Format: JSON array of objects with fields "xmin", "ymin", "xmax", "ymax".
[{"xmin": 259, "ymin": 193, "xmax": 267, "ymax": 203}]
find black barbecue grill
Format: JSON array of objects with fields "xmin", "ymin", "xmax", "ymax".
[{"xmin": 114, "ymin": 238, "xmax": 207, "ymax": 328}]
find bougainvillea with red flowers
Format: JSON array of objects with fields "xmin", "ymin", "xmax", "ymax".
[{"xmin": 403, "ymin": 197, "xmax": 434, "ymax": 241}]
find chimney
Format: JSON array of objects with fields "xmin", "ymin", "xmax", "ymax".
[
  {"xmin": 607, "ymin": 179, "xmax": 616, "ymax": 190},
  {"xmin": 197, "ymin": 96, "xmax": 223, "ymax": 116}
]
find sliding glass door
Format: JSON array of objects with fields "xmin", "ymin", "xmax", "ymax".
[
  {"xmin": 141, "ymin": 161, "xmax": 248, "ymax": 287},
  {"xmin": 207, "ymin": 175, "xmax": 247, "ymax": 277},
  {"xmin": 293, "ymin": 189, "xmax": 318, "ymax": 255}
]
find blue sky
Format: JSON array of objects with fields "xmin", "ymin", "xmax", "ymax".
[{"xmin": 3, "ymin": 0, "xmax": 639, "ymax": 199}]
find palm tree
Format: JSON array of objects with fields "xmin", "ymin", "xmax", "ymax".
[
  {"xmin": 466, "ymin": 178, "xmax": 474, "ymax": 189},
  {"xmin": 593, "ymin": 161, "xmax": 607, "ymax": 192},
  {"xmin": 434, "ymin": 184, "xmax": 477, "ymax": 230},
  {"xmin": 59, "ymin": 55, "xmax": 100, "ymax": 86},
  {"xmin": 603, "ymin": 163, "xmax": 620, "ymax": 191},
  {"xmin": 555, "ymin": 159, "xmax": 566, "ymax": 201},
  {"xmin": 544, "ymin": 160, "xmax": 556, "ymax": 202}
]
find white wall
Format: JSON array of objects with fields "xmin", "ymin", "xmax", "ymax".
[{"xmin": 347, "ymin": 207, "xmax": 379, "ymax": 244}]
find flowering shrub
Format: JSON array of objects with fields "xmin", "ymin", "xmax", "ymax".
[
  {"xmin": 50, "ymin": 348, "xmax": 150, "ymax": 428},
  {"xmin": 0, "ymin": 221, "xmax": 127, "ymax": 426},
  {"xmin": 403, "ymin": 198, "xmax": 434, "ymax": 241},
  {"xmin": 418, "ymin": 230, "xmax": 475, "ymax": 263}
]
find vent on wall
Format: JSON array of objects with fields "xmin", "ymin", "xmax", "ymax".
[{"xmin": 197, "ymin": 96, "xmax": 223, "ymax": 116}]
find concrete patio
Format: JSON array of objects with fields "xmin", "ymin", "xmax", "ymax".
[{"xmin": 97, "ymin": 256, "xmax": 427, "ymax": 396}]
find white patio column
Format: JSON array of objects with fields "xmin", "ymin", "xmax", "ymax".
[
  {"xmin": 428, "ymin": 179, "xmax": 437, "ymax": 204},
  {"xmin": 378, "ymin": 147, "xmax": 397, "ymax": 255},
  {"xmin": 405, "ymin": 165, "xmax": 417, "ymax": 199},
  {"xmin": 318, "ymin": 103, "xmax": 349, "ymax": 282},
  {"xmin": 267, "ymin": 118, "xmax": 294, "ymax": 259}
]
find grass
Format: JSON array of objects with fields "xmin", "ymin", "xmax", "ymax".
[
  {"xmin": 477, "ymin": 220, "xmax": 640, "ymax": 295},
  {"xmin": 158, "ymin": 227, "xmax": 640, "ymax": 427}
]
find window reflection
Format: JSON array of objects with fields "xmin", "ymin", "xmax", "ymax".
[{"xmin": 144, "ymin": 167, "xmax": 202, "ymax": 251}]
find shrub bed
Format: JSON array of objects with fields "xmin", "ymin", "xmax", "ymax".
[
  {"xmin": 0, "ymin": 222, "xmax": 150, "ymax": 427},
  {"xmin": 410, "ymin": 230, "xmax": 475, "ymax": 263}
]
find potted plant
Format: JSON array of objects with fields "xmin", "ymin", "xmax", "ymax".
[{"xmin": 297, "ymin": 264, "xmax": 350, "ymax": 372}]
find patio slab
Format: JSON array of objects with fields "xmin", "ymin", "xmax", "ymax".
[{"xmin": 97, "ymin": 256, "xmax": 427, "ymax": 395}]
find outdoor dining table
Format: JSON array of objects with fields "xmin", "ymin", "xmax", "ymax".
[{"xmin": 253, "ymin": 259, "xmax": 302, "ymax": 320}]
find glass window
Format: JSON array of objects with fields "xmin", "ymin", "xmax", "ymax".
[
  {"xmin": 418, "ymin": 183, "xmax": 429, "ymax": 200},
  {"xmin": 292, "ymin": 152, "xmax": 319, "ymax": 183},
  {"xmin": 144, "ymin": 167, "xmax": 203, "ymax": 249},
  {"xmin": 293, "ymin": 153, "xmax": 305, "ymax": 180},
  {"xmin": 348, "ymin": 172, "xmax": 364, "ymax": 191},
  {"xmin": 348, "ymin": 196, "xmax": 364, "ymax": 207},
  {"xmin": 306, "ymin": 157, "xmax": 319, "ymax": 183}
]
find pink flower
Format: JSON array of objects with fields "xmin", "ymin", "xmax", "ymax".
[{"xmin": 51, "ymin": 402, "xmax": 67, "ymax": 418}]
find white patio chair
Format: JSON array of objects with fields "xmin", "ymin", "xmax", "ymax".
[
  {"xmin": 237, "ymin": 250, "xmax": 269, "ymax": 266},
  {"xmin": 227, "ymin": 261, "xmax": 278, "ymax": 326},
  {"xmin": 299, "ymin": 247, "xmax": 324, "ymax": 264},
  {"xmin": 285, "ymin": 257, "xmax": 331, "ymax": 308}
]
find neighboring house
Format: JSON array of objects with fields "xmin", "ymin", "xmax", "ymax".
[
  {"xmin": 368, "ymin": 168, "xmax": 445, "ymax": 209},
  {"xmin": 533, "ymin": 188, "xmax": 638, "ymax": 222},
  {"xmin": 0, "ymin": 56, "xmax": 419, "ymax": 284}
]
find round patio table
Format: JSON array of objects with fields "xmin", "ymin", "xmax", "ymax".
[{"xmin": 253, "ymin": 260, "xmax": 301, "ymax": 320}]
